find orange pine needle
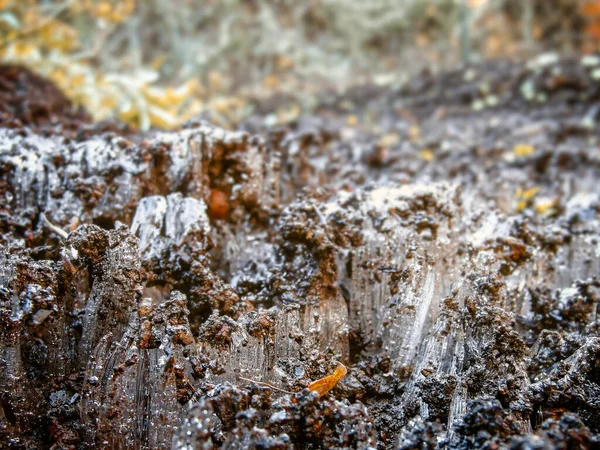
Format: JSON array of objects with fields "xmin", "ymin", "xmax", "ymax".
[{"xmin": 307, "ymin": 362, "xmax": 347, "ymax": 398}]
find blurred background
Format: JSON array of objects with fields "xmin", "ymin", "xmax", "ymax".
[{"xmin": 1, "ymin": 0, "xmax": 598, "ymax": 130}]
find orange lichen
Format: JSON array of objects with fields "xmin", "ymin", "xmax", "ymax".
[{"xmin": 307, "ymin": 362, "xmax": 347, "ymax": 398}]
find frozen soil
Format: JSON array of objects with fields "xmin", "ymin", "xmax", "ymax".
[{"xmin": 1, "ymin": 56, "xmax": 600, "ymax": 449}]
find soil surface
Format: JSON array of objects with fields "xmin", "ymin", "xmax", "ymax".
[{"xmin": 1, "ymin": 59, "xmax": 599, "ymax": 449}]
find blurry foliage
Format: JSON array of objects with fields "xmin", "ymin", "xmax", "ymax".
[
  {"xmin": 583, "ymin": 0, "xmax": 600, "ymax": 44},
  {"xmin": 0, "ymin": 0, "xmax": 598, "ymax": 130},
  {"xmin": 0, "ymin": 0, "xmax": 201, "ymax": 130}
]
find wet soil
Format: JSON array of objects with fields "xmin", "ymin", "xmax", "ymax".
[{"xmin": 1, "ymin": 59, "xmax": 599, "ymax": 449}]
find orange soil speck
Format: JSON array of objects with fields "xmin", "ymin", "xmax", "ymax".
[{"xmin": 208, "ymin": 189, "xmax": 229, "ymax": 220}]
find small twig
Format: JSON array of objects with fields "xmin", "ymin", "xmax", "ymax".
[
  {"xmin": 186, "ymin": 379, "xmax": 202, "ymax": 402},
  {"xmin": 41, "ymin": 213, "xmax": 69, "ymax": 240},
  {"xmin": 187, "ymin": 379, "xmax": 198, "ymax": 394},
  {"xmin": 238, "ymin": 376, "xmax": 295, "ymax": 394}
]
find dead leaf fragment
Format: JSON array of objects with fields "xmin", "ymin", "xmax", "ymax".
[
  {"xmin": 308, "ymin": 363, "xmax": 347, "ymax": 398},
  {"xmin": 420, "ymin": 148, "xmax": 434, "ymax": 161},
  {"xmin": 346, "ymin": 115, "xmax": 358, "ymax": 127},
  {"xmin": 513, "ymin": 143, "xmax": 535, "ymax": 157}
]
